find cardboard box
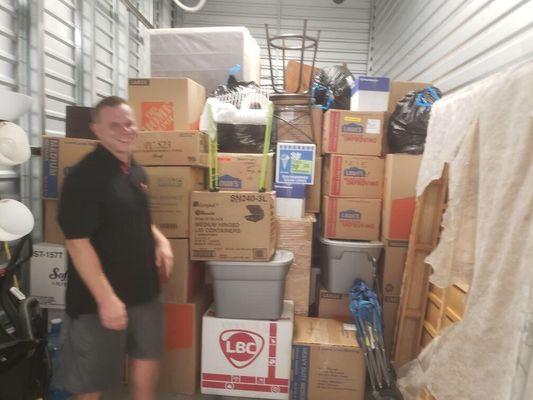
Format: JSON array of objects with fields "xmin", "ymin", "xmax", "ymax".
[
  {"xmin": 190, "ymin": 191, "xmax": 277, "ymax": 261},
  {"xmin": 278, "ymin": 215, "xmax": 316, "ymax": 316},
  {"xmin": 276, "ymin": 142, "xmax": 316, "ymax": 185},
  {"xmin": 276, "ymin": 106, "xmax": 323, "ymax": 155},
  {"xmin": 145, "ymin": 167, "xmax": 205, "ymax": 238},
  {"xmin": 382, "ymin": 295, "xmax": 400, "ymax": 358},
  {"xmin": 322, "ymin": 154, "xmax": 384, "ymax": 198},
  {"xmin": 42, "ymin": 136, "xmax": 98, "ymax": 199},
  {"xmin": 275, "ymin": 184, "xmax": 306, "ymax": 219},
  {"xmin": 323, "ymin": 109, "xmax": 385, "ymax": 156},
  {"xmin": 379, "ymin": 238, "xmax": 408, "ymax": 356},
  {"xmin": 201, "ymin": 300, "xmax": 294, "ymax": 399},
  {"xmin": 217, "ymin": 152, "xmax": 274, "ymax": 191},
  {"xmin": 30, "ymin": 244, "xmax": 67, "ymax": 309},
  {"xmin": 65, "ymin": 105, "xmax": 96, "ymax": 139},
  {"xmin": 291, "ymin": 317, "xmax": 365, "ymax": 400},
  {"xmin": 159, "ymin": 289, "xmax": 212, "ymax": 395},
  {"xmin": 387, "ymin": 81, "xmax": 430, "ymax": 115},
  {"xmin": 43, "ymin": 200, "xmax": 64, "ymax": 244},
  {"xmin": 322, "ymin": 196, "xmax": 380, "ymax": 241},
  {"xmin": 316, "ymin": 285, "xmax": 351, "ymax": 322},
  {"xmin": 128, "ymin": 77, "xmax": 206, "ymax": 131},
  {"xmin": 350, "ymin": 76, "xmax": 390, "ymax": 112},
  {"xmin": 162, "ymin": 239, "xmax": 205, "ymax": 304},
  {"xmin": 284, "ymin": 60, "xmax": 320, "ymax": 94},
  {"xmin": 305, "ymin": 156, "xmax": 322, "ymax": 213},
  {"xmin": 133, "ymin": 130, "xmax": 209, "ymax": 167},
  {"xmin": 382, "ymin": 154, "xmax": 422, "ymax": 240}
]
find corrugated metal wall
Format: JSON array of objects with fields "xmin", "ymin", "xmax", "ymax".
[
  {"xmin": 0, "ymin": 0, "xmax": 173, "ymax": 240},
  {"xmin": 369, "ymin": 0, "xmax": 533, "ymax": 93},
  {"xmin": 178, "ymin": 0, "xmax": 372, "ymax": 86}
]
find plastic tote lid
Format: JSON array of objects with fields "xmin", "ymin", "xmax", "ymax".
[
  {"xmin": 319, "ymin": 236, "xmax": 384, "ymax": 249},
  {"xmin": 0, "ymin": 91, "xmax": 32, "ymax": 121},
  {"xmin": 0, "ymin": 122, "xmax": 31, "ymax": 166},
  {"xmin": 206, "ymin": 249, "xmax": 294, "ymax": 267},
  {"xmin": 0, "ymin": 199, "xmax": 34, "ymax": 241}
]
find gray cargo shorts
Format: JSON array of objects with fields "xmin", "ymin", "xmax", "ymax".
[{"xmin": 54, "ymin": 296, "xmax": 163, "ymax": 394}]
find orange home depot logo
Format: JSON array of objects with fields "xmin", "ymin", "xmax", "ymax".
[
  {"xmin": 219, "ymin": 329, "xmax": 265, "ymax": 369},
  {"xmin": 141, "ymin": 102, "xmax": 174, "ymax": 131}
]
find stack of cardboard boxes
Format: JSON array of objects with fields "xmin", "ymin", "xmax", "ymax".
[
  {"xmin": 316, "ymin": 108, "xmax": 386, "ymax": 322},
  {"xmin": 127, "ymin": 77, "xmax": 213, "ymax": 395},
  {"xmin": 30, "ymin": 65, "xmax": 428, "ymax": 398}
]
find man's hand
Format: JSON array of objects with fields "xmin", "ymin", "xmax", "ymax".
[
  {"xmin": 155, "ymin": 238, "xmax": 174, "ymax": 282},
  {"xmin": 97, "ymin": 295, "xmax": 128, "ymax": 330}
]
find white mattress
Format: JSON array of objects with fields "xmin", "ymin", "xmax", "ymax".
[{"xmin": 146, "ymin": 26, "xmax": 261, "ymax": 93}]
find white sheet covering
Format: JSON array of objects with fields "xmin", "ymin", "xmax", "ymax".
[
  {"xmin": 399, "ymin": 60, "xmax": 533, "ymax": 399},
  {"xmin": 146, "ymin": 27, "xmax": 261, "ymax": 93}
]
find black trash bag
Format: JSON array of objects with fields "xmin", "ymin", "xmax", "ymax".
[
  {"xmin": 311, "ymin": 65, "xmax": 354, "ymax": 110},
  {"xmin": 388, "ymin": 86, "xmax": 442, "ymax": 154},
  {"xmin": 210, "ymin": 75, "xmax": 259, "ymax": 98},
  {"xmin": 217, "ymin": 124, "xmax": 275, "ymax": 154}
]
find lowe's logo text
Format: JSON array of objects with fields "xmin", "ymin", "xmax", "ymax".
[
  {"xmin": 341, "ymin": 122, "xmax": 364, "ymax": 134},
  {"xmin": 344, "ymin": 167, "xmax": 366, "ymax": 177},
  {"xmin": 340, "ymin": 209, "xmax": 361, "ymax": 220}
]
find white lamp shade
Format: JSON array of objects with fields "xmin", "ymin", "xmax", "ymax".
[
  {"xmin": 0, "ymin": 199, "xmax": 34, "ymax": 241},
  {"xmin": 0, "ymin": 91, "xmax": 32, "ymax": 121},
  {"xmin": 0, "ymin": 121, "xmax": 31, "ymax": 166}
]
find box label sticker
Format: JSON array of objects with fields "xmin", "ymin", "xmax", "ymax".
[
  {"xmin": 366, "ymin": 118, "xmax": 381, "ymax": 134},
  {"xmin": 290, "ymin": 344, "xmax": 310, "ymax": 400},
  {"xmin": 343, "ymin": 323, "xmax": 356, "ymax": 331},
  {"xmin": 276, "ymin": 143, "xmax": 316, "ymax": 185},
  {"xmin": 141, "ymin": 101, "xmax": 174, "ymax": 131},
  {"xmin": 43, "ymin": 138, "xmax": 60, "ymax": 198}
]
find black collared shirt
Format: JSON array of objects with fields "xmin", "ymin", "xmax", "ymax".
[{"xmin": 58, "ymin": 144, "xmax": 159, "ymax": 318}]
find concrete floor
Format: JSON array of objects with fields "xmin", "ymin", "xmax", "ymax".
[{"xmin": 104, "ymin": 385, "xmax": 243, "ymax": 400}]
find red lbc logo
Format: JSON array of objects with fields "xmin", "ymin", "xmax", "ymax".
[{"xmin": 219, "ymin": 330, "xmax": 265, "ymax": 369}]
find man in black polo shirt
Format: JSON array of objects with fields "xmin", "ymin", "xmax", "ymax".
[{"xmin": 56, "ymin": 96, "xmax": 173, "ymax": 400}]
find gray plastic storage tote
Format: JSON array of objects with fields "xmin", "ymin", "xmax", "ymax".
[
  {"xmin": 319, "ymin": 237, "xmax": 383, "ymax": 294},
  {"xmin": 207, "ymin": 250, "xmax": 294, "ymax": 320}
]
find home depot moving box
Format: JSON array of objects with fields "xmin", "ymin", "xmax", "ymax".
[
  {"xmin": 291, "ymin": 317, "xmax": 365, "ymax": 400},
  {"xmin": 42, "ymin": 136, "xmax": 98, "ymax": 199},
  {"xmin": 133, "ymin": 130, "xmax": 208, "ymax": 167},
  {"xmin": 162, "ymin": 239, "xmax": 204, "ymax": 304},
  {"xmin": 128, "ymin": 77, "xmax": 206, "ymax": 131},
  {"xmin": 190, "ymin": 191, "xmax": 277, "ymax": 261},
  {"xmin": 382, "ymin": 154, "xmax": 422, "ymax": 240},
  {"xmin": 278, "ymin": 215, "xmax": 315, "ymax": 316},
  {"xmin": 145, "ymin": 167, "xmax": 205, "ymax": 238},
  {"xmin": 201, "ymin": 301, "xmax": 294, "ymax": 399},
  {"xmin": 322, "ymin": 110, "xmax": 385, "ymax": 156},
  {"xmin": 43, "ymin": 200, "xmax": 64, "ymax": 244},
  {"xmin": 159, "ymin": 289, "xmax": 212, "ymax": 395},
  {"xmin": 322, "ymin": 154, "xmax": 384, "ymax": 198},
  {"xmin": 316, "ymin": 285, "xmax": 351, "ymax": 322},
  {"xmin": 217, "ymin": 153, "xmax": 274, "ymax": 191},
  {"xmin": 305, "ymin": 156, "xmax": 322, "ymax": 213},
  {"xmin": 322, "ymin": 196, "xmax": 380, "ymax": 241}
]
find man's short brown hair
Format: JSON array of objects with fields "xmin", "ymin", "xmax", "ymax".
[{"xmin": 91, "ymin": 96, "xmax": 128, "ymax": 122}]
